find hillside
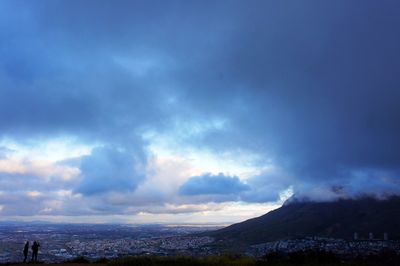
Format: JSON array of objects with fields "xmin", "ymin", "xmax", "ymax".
[{"xmin": 209, "ymin": 196, "xmax": 400, "ymax": 245}]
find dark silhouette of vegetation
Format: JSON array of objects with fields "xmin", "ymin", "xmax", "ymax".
[
  {"xmin": 109, "ymin": 255, "xmax": 254, "ymax": 266},
  {"xmin": 107, "ymin": 252, "xmax": 400, "ymax": 266},
  {"xmin": 66, "ymin": 256, "xmax": 91, "ymax": 263},
  {"xmin": 359, "ymin": 250, "xmax": 400, "ymax": 265},
  {"xmin": 94, "ymin": 257, "xmax": 110, "ymax": 264},
  {"xmin": 261, "ymin": 250, "xmax": 341, "ymax": 265}
]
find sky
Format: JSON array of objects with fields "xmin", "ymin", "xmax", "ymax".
[{"xmin": 0, "ymin": 0, "xmax": 400, "ymax": 224}]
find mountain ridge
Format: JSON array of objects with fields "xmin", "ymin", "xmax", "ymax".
[{"xmin": 208, "ymin": 196, "xmax": 400, "ymax": 245}]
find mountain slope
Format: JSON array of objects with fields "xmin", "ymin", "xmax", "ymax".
[{"xmin": 209, "ymin": 197, "xmax": 400, "ymax": 245}]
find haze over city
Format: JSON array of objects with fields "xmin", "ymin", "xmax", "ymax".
[{"xmin": 0, "ymin": 0, "xmax": 400, "ymax": 225}]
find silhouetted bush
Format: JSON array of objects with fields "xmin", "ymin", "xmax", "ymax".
[
  {"xmin": 66, "ymin": 256, "xmax": 91, "ymax": 263},
  {"xmin": 262, "ymin": 251, "xmax": 287, "ymax": 263},
  {"xmin": 362, "ymin": 250, "xmax": 400, "ymax": 265},
  {"xmin": 94, "ymin": 257, "xmax": 110, "ymax": 264},
  {"xmin": 108, "ymin": 255, "xmax": 255, "ymax": 266},
  {"xmin": 287, "ymin": 250, "xmax": 339, "ymax": 264}
]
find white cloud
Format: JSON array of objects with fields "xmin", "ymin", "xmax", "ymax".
[
  {"xmin": 0, "ymin": 137, "xmax": 95, "ymax": 162},
  {"xmin": 0, "ymin": 157, "xmax": 80, "ymax": 181}
]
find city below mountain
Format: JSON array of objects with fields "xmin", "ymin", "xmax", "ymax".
[{"xmin": 209, "ymin": 196, "xmax": 400, "ymax": 245}]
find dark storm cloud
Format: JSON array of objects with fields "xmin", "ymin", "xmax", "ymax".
[
  {"xmin": 0, "ymin": 0, "xmax": 400, "ymax": 203},
  {"xmin": 240, "ymin": 171, "xmax": 293, "ymax": 203},
  {"xmin": 174, "ymin": 1, "xmax": 400, "ymax": 199},
  {"xmin": 75, "ymin": 146, "xmax": 145, "ymax": 195},
  {"xmin": 0, "ymin": 1, "xmax": 176, "ymax": 142},
  {"xmin": 243, "ymin": 2, "xmax": 400, "ymax": 197},
  {"xmin": 179, "ymin": 173, "xmax": 250, "ymax": 196}
]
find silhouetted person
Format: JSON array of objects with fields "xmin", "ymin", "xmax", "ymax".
[
  {"xmin": 31, "ymin": 241, "xmax": 40, "ymax": 263},
  {"xmin": 23, "ymin": 241, "xmax": 29, "ymax": 263}
]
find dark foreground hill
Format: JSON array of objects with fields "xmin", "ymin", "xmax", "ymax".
[
  {"xmin": 208, "ymin": 196, "xmax": 400, "ymax": 245},
  {"xmin": 6, "ymin": 253, "xmax": 400, "ymax": 266}
]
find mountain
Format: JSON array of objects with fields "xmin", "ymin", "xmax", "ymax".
[{"xmin": 209, "ymin": 196, "xmax": 400, "ymax": 245}]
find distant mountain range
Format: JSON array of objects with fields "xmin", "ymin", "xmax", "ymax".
[{"xmin": 208, "ymin": 196, "xmax": 400, "ymax": 245}]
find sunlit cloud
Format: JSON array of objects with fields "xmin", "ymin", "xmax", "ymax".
[
  {"xmin": 0, "ymin": 157, "xmax": 80, "ymax": 181},
  {"xmin": 27, "ymin": 191, "xmax": 42, "ymax": 198},
  {"xmin": 0, "ymin": 137, "xmax": 95, "ymax": 162}
]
